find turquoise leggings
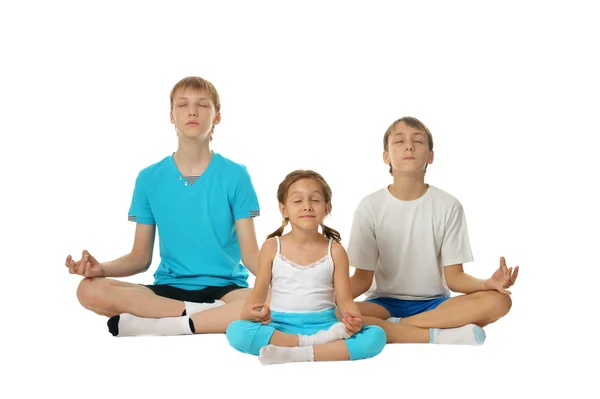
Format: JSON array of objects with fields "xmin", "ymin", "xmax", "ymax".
[{"xmin": 226, "ymin": 308, "xmax": 386, "ymax": 360}]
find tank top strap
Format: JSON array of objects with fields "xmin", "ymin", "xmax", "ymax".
[
  {"xmin": 327, "ymin": 237, "xmax": 333, "ymax": 256},
  {"xmin": 275, "ymin": 236, "xmax": 281, "ymax": 255}
]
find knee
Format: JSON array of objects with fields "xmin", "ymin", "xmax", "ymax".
[
  {"xmin": 226, "ymin": 320, "xmax": 258, "ymax": 355},
  {"xmin": 76, "ymin": 277, "xmax": 107, "ymax": 310},
  {"xmin": 485, "ymin": 291, "xmax": 512, "ymax": 317},
  {"xmin": 347, "ymin": 325, "xmax": 387, "ymax": 360},
  {"xmin": 367, "ymin": 326, "xmax": 388, "ymax": 355}
]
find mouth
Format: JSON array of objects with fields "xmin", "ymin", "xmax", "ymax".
[
  {"xmin": 299, "ymin": 215, "xmax": 316, "ymax": 219},
  {"xmin": 403, "ymin": 157, "xmax": 415, "ymax": 160},
  {"xmin": 186, "ymin": 122, "xmax": 199, "ymax": 126}
]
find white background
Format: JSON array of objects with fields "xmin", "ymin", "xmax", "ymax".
[{"xmin": 1, "ymin": 1, "xmax": 598, "ymax": 398}]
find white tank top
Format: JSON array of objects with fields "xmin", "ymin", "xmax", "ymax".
[{"xmin": 269, "ymin": 236, "xmax": 336, "ymax": 313}]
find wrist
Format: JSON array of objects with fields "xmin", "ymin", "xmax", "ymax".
[
  {"xmin": 482, "ymin": 278, "xmax": 493, "ymax": 291},
  {"xmin": 341, "ymin": 300, "xmax": 358, "ymax": 313}
]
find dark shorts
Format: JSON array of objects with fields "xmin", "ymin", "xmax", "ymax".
[{"xmin": 143, "ymin": 284, "xmax": 245, "ymax": 303}]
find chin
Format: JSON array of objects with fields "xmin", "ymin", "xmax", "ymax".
[{"xmin": 295, "ymin": 220, "xmax": 321, "ymax": 228}]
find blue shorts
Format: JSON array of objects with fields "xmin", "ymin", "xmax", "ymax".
[
  {"xmin": 365, "ymin": 296, "xmax": 449, "ymax": 318},
  {"xmin": 226, "ymin": 308, "xmax": 387, "ymax": 361}
]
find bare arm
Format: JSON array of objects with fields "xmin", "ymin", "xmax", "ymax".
[
  {"xmin": 332, "ymin": 243, "xmax": 361, "ymax": 316},
  {"xmin": 101, "ymin": 223, "xmax": 156, "ymax": 277},
  {"xmin": 349, "ymin": 268, "xmax": 374, "ymax": 299},
  {"xmin": 240, "ymin": 238, "xmax": 275, "ymax": 322},
  {"xmin": 235, "ymin": 217, "xmax": 260, "ymax": 276},
  {"xmin": 244, "ymin": 238, "xmax": 275, "ymax": 306},
  {"xmin": 446, "ymin": 257, "xmax": 519, "ymax": 295},
  {"xmin": 443, "ymin": 264, "xmax": 487, "ymax": 294},
  {"xmin": 67, "ymin": 223, "xmax": 156, "ymax": 278}
]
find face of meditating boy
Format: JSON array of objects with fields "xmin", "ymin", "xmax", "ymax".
[
  {"xmin": 170, "ymin": 88, "xmax": 220, "ymax": 141},
  {"xmin": 383, "ymin": 121, "xmax": 434, "ymax": 175},
  {"xmin": 280, "ymin": 178, "xmax": 329, "ymax": 231}
]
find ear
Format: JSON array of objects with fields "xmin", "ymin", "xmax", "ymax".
[
  {"xmin": 325, "ymin": 203, "xmax": 331, "ymax": 216},
  {"xmin": 170, "ymin": 110, "xmax": 175, "ymax": 125},
  {"xmin": 428, "ymin": 150, "xmax": 434, "ymax": 165},
  {"xmin": 383, "ymin": 150, "xmax": 390, "ymax": 165},
  {"xmin": 213, "ymin": 112, "xmax": 221, "ymax": 125},
  {"xmin": 279, "ymin": 203, "xmax": 288, "ymax": 219}
]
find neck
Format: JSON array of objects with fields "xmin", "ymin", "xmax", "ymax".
[
  {"xmin": 389, "ymin": 172, "xmax": 428, "ymax": 201},
  {"xmin": 287, "ymin": 227, "xmax": 323, "ymax": 245},
  {"xmin": 173, "ymin": 138, "xmax": 212, "ymax": 175}
]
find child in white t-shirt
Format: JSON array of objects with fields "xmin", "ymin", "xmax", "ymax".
[{"xmin": 347, "ymin": 116, "xmax": 519, "ymax": 345}]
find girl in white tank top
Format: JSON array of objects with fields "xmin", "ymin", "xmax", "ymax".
[{"xmin": 226, "ymin": 170, "xmax": 387, "ymax": 365}]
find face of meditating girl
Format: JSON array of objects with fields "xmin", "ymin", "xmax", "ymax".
[{"xmin": 280, "ymin": 177, "xmax": 330, "ymax": 232}]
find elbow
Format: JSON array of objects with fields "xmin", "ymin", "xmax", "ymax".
[
  {"xmin": 241, "ymin": 254, "xmax": 258, "ymax": 275},
  {"xmin": 362, "ymin": 279, "xmax": 373, "ymax": 294},
  {"xmin": 444, "ymin": 273, "xmax": 460, "ymax": 292},
  {"xmin": 350, "ymin": 279, "xmax": 371, "ymax": 298},
  {"xmin": 355, "ymin": 284, "xmax": 369, "ymax": 298},
  {"xmin": 350, "ymin": 269, "xmax": 374, "ymax": 297},
  {"xmin": 132, "ymin": 251, "xmax": 152, "ymax": 272},
  {"xmin": 141, "ymin": 261, "xmax": 152, "ymax": 272},
  {"xmin": 241, "ymin": 258, "xmax": 255, "ymax": 275},
  {"xmin": 351, "ymin": 284, "xmax": 371, "ymax": 300},
  {"xmin": 141, "ymin": 254, "xmax": 153, "ymax": 272}
]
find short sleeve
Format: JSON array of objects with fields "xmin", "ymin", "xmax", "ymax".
[
  {"xmin": 127, "ymin": 172, "xmax": 155, "ymax": 225},
  {"xmin": 231, "ymin": 166, "xmax": 260, "ymax": 220},
  {"xmin": 347, "ymin": 203, "xmax": 379, "ymax": 271},
  {"xmin": 441, "ymin": 202, "xmax": 473, "ymax": 266}
]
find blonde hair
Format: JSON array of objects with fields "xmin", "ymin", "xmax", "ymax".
[
  {"xmin": 266, "ymin": 170, "xmax": 341, "ymax": 243},
  {"xmin": 170, "ymin": 76, "xmax": 221, "ymax": 140}
]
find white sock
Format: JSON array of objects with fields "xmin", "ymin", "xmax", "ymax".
[
  {"xmin": 259, "ymin": 345, "xmax": 315, "ymax": 365},
  {"xmin": 184, "ymin": 300, "xmax": 225, "ymax": 315},
  {"xmin": 298, "ymin": 322, "xmax": 351, "ymax": 346},
  {"xmin": 386, "ymin": 317, "xmax": 402, "ymax": 324},
  {"xmin": 430, "ymin": 324, "xmax": 486, "ymax": 345},
  {"xmin": 108, "ymin": 313, "xmax": 193, "ymax": 337}
]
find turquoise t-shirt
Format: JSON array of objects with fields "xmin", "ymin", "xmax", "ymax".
[{"xmin": 128, "ymin": 152, "xmax": 260, "ymax": 290}]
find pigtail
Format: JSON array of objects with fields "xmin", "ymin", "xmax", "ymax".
[
  {"xmin": 266, "ymin": 218, "xmax": 288, "ymax": 240},
  {"xmin": 321, "ymin": 224, "xmax": 341, "ymax": 243}
]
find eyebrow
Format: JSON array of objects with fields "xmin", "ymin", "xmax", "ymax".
[
  {"xmin": 289, "ymin": 190, "xmax": 324, "ymax": 196},
  {"xmin": 175, "ymin": 97, "xmax": 210, "ymax": 101},
  {"xmin": 392, "ymin": 131, "xmax": 426, "ymax": 138}
]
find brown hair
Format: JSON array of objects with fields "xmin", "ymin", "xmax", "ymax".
[
  {"xmin": 170, "ymin": 76, "xmax": 221, "ymax": 140},
  {"xmin": 266, "ymin": 170, "xmax": 341, "ymax": 243},
  {"xmin": 383, "ymin": 116, "xmax": 434, "ymax": 175}
]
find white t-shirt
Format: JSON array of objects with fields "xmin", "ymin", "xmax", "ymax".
[{"xmin": 347, "ymin": 185, "xmax": 473, "ymax": 300}]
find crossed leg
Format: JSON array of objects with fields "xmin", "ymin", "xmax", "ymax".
[{"xmin": 76, "ymin": 277, "xmax": 256, "ymax": 334}]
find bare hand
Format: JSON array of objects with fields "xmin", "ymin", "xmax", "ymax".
[
  {"xmin": 484, "ymin": 256, "xmax": 519, "ymax": 295},
  {"xmin": 342, "ymin": 311, "xmax": 363, "ymax": 335},
  {"xmin": 242, "ymin": 303, "xmax": 272, "ymax": 324},
  {"xmin": 65, "ymin": 250, "xmax": 106, "ymax": 277}
]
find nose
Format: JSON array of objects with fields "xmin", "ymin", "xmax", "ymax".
[
  {"xmin": 189, "ymin": 106, "xmax": 198, "ymax": 117},
  {"xmin": 303, "ymin": 200, "xmax": 313, "ymax": 211},
  {"xmin": 405, "ymin": 140, "xmax": 415, "ymax": 151}
]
